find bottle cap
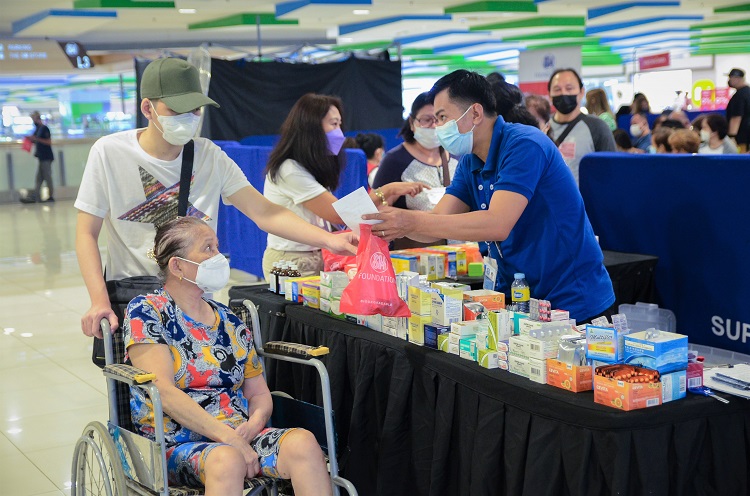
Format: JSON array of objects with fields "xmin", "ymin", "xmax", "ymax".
[{"xmin": 514, "ymin": 273, "xmax": 525, "ymax": 279}]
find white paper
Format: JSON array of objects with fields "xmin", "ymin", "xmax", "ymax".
[
  {"xmin": 332, "ymin": 187, "xmax": 382, "ymax": 236},
  {"xmin": 425, "ymin": 186, "xmax": 446, "ymax": 205}
]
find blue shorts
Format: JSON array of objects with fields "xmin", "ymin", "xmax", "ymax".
[{"xmin": 165, "ymin": 427, "xmax": 295, "ymax": 486}]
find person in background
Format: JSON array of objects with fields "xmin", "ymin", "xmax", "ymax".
[
  {"xmin": 699, "ymin": 113, "xmax": 739, "ymax": 155},
  {"xmin": 668, "ymin": 129, "xmax": 701, "ymax": 154},
  {"xmin": 373, "ymin": 92, "xmax": 457, "ymax": 212},
  {"xmin": 525, "ymin": 94, "xmax": 551, "ymax": 134},
  {"xmin": 263, "ymin": 93, "xmax": 424, "ymax": 278},
  {"xmin": 726, "ymin": 68, "xmax": 750, "ymax": 152},
  {"xmin": 353, "ymin": 133, "xmax": 385, "ymax": 187},
  {"xmin": 363, "ymin": 69, "xmax": 615, "ymax": 324},
  {"xmin": 486, "ymin": 73, "xmax": 539, "ymax": 128},
  {"xmin": 660, "ymin": 119, "xmax": 686, "ymax": 130},
  {"xmin": 547, "ymin": 68, "xmax": 616, "ymax": 185},
  {"xmin": 690, "ymin": 114, "xmax": 706, "ymax": 133},
  {"xmin": 631, "ymin": 93, "xmax": 651, "ymax": 115},
  {"xmin": 585, "ymin": 88, "xmax": 617, "ymax": 131},
  {"xmin": 125, "ymin": 217, "xmax": 332, "ymax": 496},
  {"xmin": 23, "ymin": 111, "xmax": 55, "ymax": 203},
  {"xmin": 75, "ymin": 58, "xmax": 357, "ymax": 339},
  {"xmin": 629, "ymin": 113, "xmax": 652, "ymax": 152},
  {"xmin": 613, "ymin": 129, "xmax": 644, "ymax": 154},
  {"xmin": 652, "ymin": 112, "xmax": 669, "ymax": 131},
  {"xmin": 651, "ymin": 127, "xmax": 674, "ymax": 153},
  {"xmin": 668, "ymin": 110, "xmax": 691, "ymax": 129}
]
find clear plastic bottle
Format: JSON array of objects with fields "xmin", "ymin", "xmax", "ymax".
[
  {"xmin": 511, "ymin": 272, "xmax": 530, "ymax": 314},
  {"xmin": 269, "ymin": 262, "xmax": 280, "ymax": 293}
]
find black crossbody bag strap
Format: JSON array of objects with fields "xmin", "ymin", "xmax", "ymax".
[
  {"xmin": 552, "ymin": 114, "xmax": 584, "ymax": 147},
  {"xmin": 177, "ymin": 140, "xmax": 195, "ymax": 217}
]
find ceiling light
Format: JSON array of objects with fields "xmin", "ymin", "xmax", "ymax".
[
  {"xmin": 353, "ymin": 9, "xmax": 370, "ymax": 15},
  {"xmin": 339, "ymin": 37, "xmax": 354, "ymax": 43},
  {"xmin": 179, "ymin": 8, "xmax": 197, "ymax": 14}
]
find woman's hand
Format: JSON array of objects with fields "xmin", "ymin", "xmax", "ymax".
[
  {"xmin": 235, "ymin": 412, "xmax": 267, "ymax": 445},
  {"xmin": 324, "ymin": 231, "xmax": 358, "ymax": 256},
  {"xmin": 382, "ymin": 182, "xmax": 430, "ymax": 204},
  {"xmin": 226, "ymin": 434, "xmax": 261, "ymax": 478}
]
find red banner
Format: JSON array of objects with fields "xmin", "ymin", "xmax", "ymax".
[{"xmin": 638, "ymin": 53, "xmax": 670, "ymax": 71}]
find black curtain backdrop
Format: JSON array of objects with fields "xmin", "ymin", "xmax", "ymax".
[{"xmin": 204, "ymin": 57, "xmax": 403, "ymax": 140}]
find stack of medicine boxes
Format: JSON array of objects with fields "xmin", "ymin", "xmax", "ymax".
[{"xmin": 319, "ymin": 271, "xmax": 349, "ymax": 320}]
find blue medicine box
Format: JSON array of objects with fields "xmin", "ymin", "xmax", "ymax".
[
  {"xmin": 623, "ymin": 330, "xmax": 688, "ymax": 374},
  {"xmin": 423, "ymin": 324, "xmax": 450, "ymax": 349}
]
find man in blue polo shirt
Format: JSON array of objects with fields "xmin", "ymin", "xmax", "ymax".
[{"xmin": 364, "ymin": 70, "xmax": 614, "ymax": 323}]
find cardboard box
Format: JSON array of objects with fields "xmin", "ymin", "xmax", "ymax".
[
  {"xmin": 366, "ymin": 314, "xmax": 383, "ymax": 332},
  {"xmin": 509, "ymin": 335, "xmax": 530, "ymax": 358},
  {"xmin": 451, "ymin": 320, "xmax": 489, "ymax": 337},
  {"xmin": 301, "ymin": 283, "xmax": 320, "ymax": 309},
  {"xmin": 509, "ymin": 354, "xmax": 530, "ymax": 378},
  {"xmin": 431, "ymin": 293, "xmax": 463, "ymax": 326},
  {"xmin": 593, "ymin": 373, "xmax": 662, "ymax": 411},
  {"xmin": 518, "ymin": 318, "xmax": 543, "ymax": 336},
  {"xmin": 396, "ymin": 271, "xmax": 420, "ymax": 300},
  {"xmin": 463, "ymin": 302, "xmax": 486, "ymax": 321},
  {"xmin": 459, "ymin": 336, "xmax": 477, "ymax": 360},
  {"xmin": 687, "ymin": 362, "xmax": 703, "ymax": 388},
  {"xmin": 408, "ymin": 285, "xmax": 437, "ymax": 315},
  {"xmin": 285, "ymin": 276, "xmax": 320, "ymax": 302},
  {"xmin": 319, "ymin": 271, "xmax": 349, "ymax": 289},
  {"xmin": 408, "ymin": 314, "xmax": 431, "ymax": 346},
  {"xmin": 528, "ymin": 358, "xmax": 547, "ymax": 384},
  {"xmin": 478, "ymin": 349, "xmax": 499, "ymax": 369},
  {"xmin": 463, "ymin": 290, "xmax": 505, "ymax": 310},
  {"xmin": 475, "ymin": 331, "xmax": 488, "ymax": 352},
  {"xmin": 526, "ymin": 335, "xmax": 559, "ymax": 361},
  {"xmin": 448, "ymin": 343, "xmax": 460, "ymax": 355},
  {"xmin": 546, "ymin": 359, "xmax": 593, "ymax": 392},
  {"xmin": 586, "ymin": 325, "xmax": 628, "ymax": 363},
  {"xmin": 431, "ymin": 245, "xmax": 467, "ymax": 275},
  {"xmin": 661, "ymin": 369, "xmax": 687, "ymax": 403},
  {"xmin": 319, "ymin": 297, "xmax": 331, "ymax": 313},
  {"xmin": 498, "ymin": 359, "xmax": 510, "ymax": 371},
  {"xmin": 431, "ymin": 281, "xmax": 471, "ymax": 300},
  {"xmin": 487, "ymin": 309, "xmax": 511, "ymax": 350},
  {"xmin": 623, "ymin": 331, "xmax": 688, "ymax": 374},
  {"xmin": 496, "ymin": 340, "xmax": 510, "ymax": 353},
  {"xmin": 437, "ymin": 333, "xmax": 450, "ymax": 352},
  {"xmin": 512, "ymin": 312, "xmax": 529, "ymax": 335},
  {"xmin": 424, "ymin": 324, "xmax": 450, "ymax": 350}
]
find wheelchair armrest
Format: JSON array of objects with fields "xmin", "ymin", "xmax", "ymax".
[
  {"xmin": 103, "ymin": 363, "xmax": 156, "ymax": 386},
  {"xmin": 264, "ymin": 341, "xmax": 329, "ymax": 360}
]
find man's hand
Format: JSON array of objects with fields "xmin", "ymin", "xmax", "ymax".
[
  {"xmin": 325, "ymin": 231, "xmax": 358, "ymax": 256},
  {"xmin": 362, "ymin": 206, "xmax": 419, "ymax": 242},
  {"xmin": 81, "ymin": 304, "xmax": 117, "ymax": 338}
]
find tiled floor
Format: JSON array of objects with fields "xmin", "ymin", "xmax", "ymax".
[{"xmin": 0, "ymin": 199, "xmax": 258, "ymax": 496}]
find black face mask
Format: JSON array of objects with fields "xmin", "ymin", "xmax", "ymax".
[{"xmin": 552, "ymin": 94, "xmax": 579, "ymax": 115}]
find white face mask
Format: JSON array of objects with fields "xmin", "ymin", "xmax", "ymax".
[
  {"xmin": 630, "ymin": 124, "xmax": 643, "ymax": 137},
  {"xmin": 151, "ymin": 102, "xmax": 201, "ymax": 146},
  {"xmin": 177, "ymin": 253, "xmax": 230, "ymax": 293},
  {"xmin": 700, "ymin": 130, "xmax": 711, "ymax": 143},
  {"xmin": 413, "ymin": 126, "xmax": 440, "ymax": 149},
  {"xmin": 435, "ymin": 105, "xmax": 475, "ymax": 156}
]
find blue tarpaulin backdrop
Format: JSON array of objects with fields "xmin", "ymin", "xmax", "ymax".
[{"xmin": 580, "ymin": 152, "xmax": 750, "ymax": 354}]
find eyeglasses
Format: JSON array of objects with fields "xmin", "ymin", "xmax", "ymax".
[{"xmin": 413, "ymin": 115, "xmax": 438, "ymax": 127}]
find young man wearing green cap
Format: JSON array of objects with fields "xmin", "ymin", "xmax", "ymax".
[{"xmin": 75, "ymin": 57, "xmax": 357, "ymax": 338}]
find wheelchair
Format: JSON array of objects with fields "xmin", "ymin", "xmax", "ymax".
[{"xmin": 71, "ymin": 298, "xmax": 357, "ymax": 496}]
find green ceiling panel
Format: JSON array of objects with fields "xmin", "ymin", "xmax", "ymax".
[
  {"xmin": 395, "ymin": 48, "xmax": 435, "ymax": 56},
  {"xmin": 715, "ymin": 3, "xmax": 750, "ymax": 13},
  {"xmin": 689, "ymin": 18, "xmax": 750, "ymax": 30},
  {"xmin": 445, "ymin": 1, "xmax": 537, "ymax": 14},
  {"xmin": 501, "ymin": 30, "xmax": 585, "ymax": 42},
  {"xmin": 525, "ymin": 37, "xmax": 600, "ymax": 49},
  {"xmin": 691, "ymin": 36, "xmax": 750, "ymax": 46},
  {"xmin": 333, "ymin": 41, "xmax": 392, "ymax": 51},
  {"xmin": 471, "ymin": 16, "xmax": 584, "ymax": 31},
  {"xmin": 582, "ymin": 54, "xmax": 622, "ymax": 66},
  {"xmin": 689, "ymin": 28, "xmax": 750, "ymax": 39},
  {"xmin": 74, "ymin": 0, "xmax": 174, "ymax": 8},
  {"xmin": 189, "ymin": 13, "xmax": 297, "ymax": 29},
  {"xmin": 694, "ymin": 45, "xmax": 750, "ymax": 55}
]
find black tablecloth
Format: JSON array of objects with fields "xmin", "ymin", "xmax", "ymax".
[{"xmin": 271, "ymin": 306, "xmax": 750, "ymax": 496}]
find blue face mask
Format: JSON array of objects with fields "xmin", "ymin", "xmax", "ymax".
[
  {"xmin": 647, "ymin": 145, "xmax": 656, "ymax": 154},
  {"xmin": 435, "ymin": 105, "xmax": 475, "ymax": 156}
]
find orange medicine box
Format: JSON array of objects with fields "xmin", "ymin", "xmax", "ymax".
[
  {"xmin": 593, "ymin": 373, "xmax": 662, "ymax": 411},
  {"xmin": 546, "ymin": 359, "xmax": 593, "ymax": 392},
  {"xmin": 463, "ymin": 290, "xmax": 505, "ymax": 310}
]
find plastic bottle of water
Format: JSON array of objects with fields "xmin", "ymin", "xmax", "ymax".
[{"xmin": 511, "ymin": 273, "xmax": 530, "ymax": 313}]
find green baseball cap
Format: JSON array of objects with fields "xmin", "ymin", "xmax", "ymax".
[{"xmin": 141, "ymin": 58, "xmax": 219, "ymax": 113}]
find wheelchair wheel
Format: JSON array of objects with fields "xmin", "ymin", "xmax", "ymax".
[{"xmin": 71, "ymin": 421, "xmax": 128, "ymax": 496}]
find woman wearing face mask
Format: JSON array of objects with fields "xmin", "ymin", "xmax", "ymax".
[
  {"xmin": 124, "ymin": 217, "xmax": 333, "ymax": 496},
  {"xmin": 698, "ymin": 113, "xmax": 739, "ymax": 155},
  {"xmin": 262, "ymin": 93, "xmax": 425, "ymax": 279},
  {"xmin": 372, "ymin": 93, "xmax": 458, "ymax": 248}
]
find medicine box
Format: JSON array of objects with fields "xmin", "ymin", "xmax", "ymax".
[
  {"xmin": 475, "ymin": 331, "xmax": 488, "ymax": 352},
  {"xmin": 451, "ymin": 320, "xmax": 488, "ymax": 337},
  {"xmin": 687, "ymin": 362, "xmax": 703, "ymax": 388},
  {"xmin": 498, "ymin": 359, "xmax": 510, "ymax": 371},
  {"xmin": 301, "ymin": 283, "xmax": 320, "ymax": 309},
  {"xmin": 593, "ymin": 373, "xmax": 662, "ymax": 411},
  {"xmin": 319, "ymin": 297, "xmax": 331, "ymax": 314},
  {"xmin": 285, "ymin": 276, "xmax": 319, "ymax": 302},
  {"xmin": 408, "ymin": 285, "xmax": 437, "ymax": 315},
  {"xmin": 431, "ymin": 293, "xmax": 463, "ymax": 326},
  {"xmin": 463, "ymin": 290, "xmax": 505, "ymax": 310},
  {"xmin": 448, "ymin": 343, "xmax": 460, "ymax": 355},
  {"xmin": 463, "ymin": 302, "xmax": 485, "ymax": 321},
  {"xmin": 396, "ymin": 271, "xmax": 420, "ymax": 300},
  {"xmin": 431, "ymin": 281, "xmax": 471, "ymax": 300},
  {"xmin": 623, "ymin": 331, "xmax": 688, "ymax": 374},
  {"xmin": 512, "ymin": 312, "xmax": 529, "ymax": 336},
  {"xmin": 518, "ymin": 318, "xmax": 543, "ymax": 336},
  {"xmin": 366, "ymin": 314, "xmax": 383, "ymax": 332},
  {"xmin": 391, "ymin": 254, "xmax": 419, "ymax": 275},
  {"xmin": 437, "ymin": 333, "xmax": 450, "ymax": 352},
  {"xmin": 319, "ymin": 271, "xmax": 349, "ymax": 289},
  {"xmin": 586, "ymin": 325, "xmax": 628, "ymax": 363},
  {"xmin": 487, "ymin": 309, "xmax": 511, "ymax": 351},
  {"xmin": 478, "ymin": 349, "xmax": 498, "ymax": 369},
  {"xmin": 408, "ymin": 314, "xmax": 431, "ymax": 346},
  {"xmin": 459, "ymin": 337, "xmax": 476, "ymax": 360},
  {"xmin": 546, "ymin": 359, "xmax": 593, "ymax": 392},
  {"xmin": 661, "ymin": 369, "xmax": 687, "ymax": 403},
  {"xmin": 424, "ymin": 324, "xmax": 450, "ymax": 350},
  {"xmin": 509, "ymin": 354, "xmax": 530, "ymax": 378},
  {"xmin": 528, "ymin": 358, "xmax": 547, "ymax": 384},
  {"xmin": 526, "ymin": 335, "xmax": 559, "ymax": 361},
  {"xmin": 509, "ymin": 335, "xmax": 530, "ymax": 358}
]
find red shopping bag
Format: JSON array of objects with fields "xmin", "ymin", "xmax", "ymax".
[
  {"xmin": 322, "ymin": 230, "xmax": 357, "ymax": 271},
  {"xmin": 339, "ymin": 224, "xmax": 411, "ymax": 317},
  {"xmin": 22, "ymin": 137, "xmax": 33, "ymax": 153}
]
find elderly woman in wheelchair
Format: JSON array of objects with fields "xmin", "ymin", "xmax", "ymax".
[{"xmin": 122, "ymin": 216, "xmax": 332, "ymax": 496}]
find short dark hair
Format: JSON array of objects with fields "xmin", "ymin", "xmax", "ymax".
[
  {"xmin": 354, "ymin": 133, "xmax": 385, "ymax": 160},
  {"xmin": 704, "ymin": 113, "xmax": 728, "ymax": 139},
  {"xmin": 613, "ymin": 129, "xmax": 633, "ymax": 150},
  {"xmin": 266, "ymin": 93, "xmax": 345, "ymax": 191},
  {"xmin": 399, "ymin": 92, "xmax": 434, "ymax": 143},
  {"xmin": 660, "ymin": 119, "xmax": 684, "ymax": 130},
  {"xmin": 547, "ymin": 68, "xmax": 583, "ymax": 92},
  {"xmin": 486, "ymin": 72, "xmax": 523, "ymax": 119},
  {"xmin": 428, "ymin": 70, "xmax": 497, "ymax": 118},
  {"xmin": 525, "ymin": 94, "xmax": 551, "ymax": 123}
]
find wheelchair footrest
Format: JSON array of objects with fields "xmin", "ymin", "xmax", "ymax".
[{"xmin": 264, "ymin": 341, "xmax": 329, "ymax": 359}]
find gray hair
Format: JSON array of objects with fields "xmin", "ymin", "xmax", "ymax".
[{"xmin": 152, "ymin": 217, "xmax": 207, "ymax": 281}]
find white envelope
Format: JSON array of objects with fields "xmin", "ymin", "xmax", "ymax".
[{"xmin": 332, "ymin": 187, "xmax": 383, "ymax": 236}]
